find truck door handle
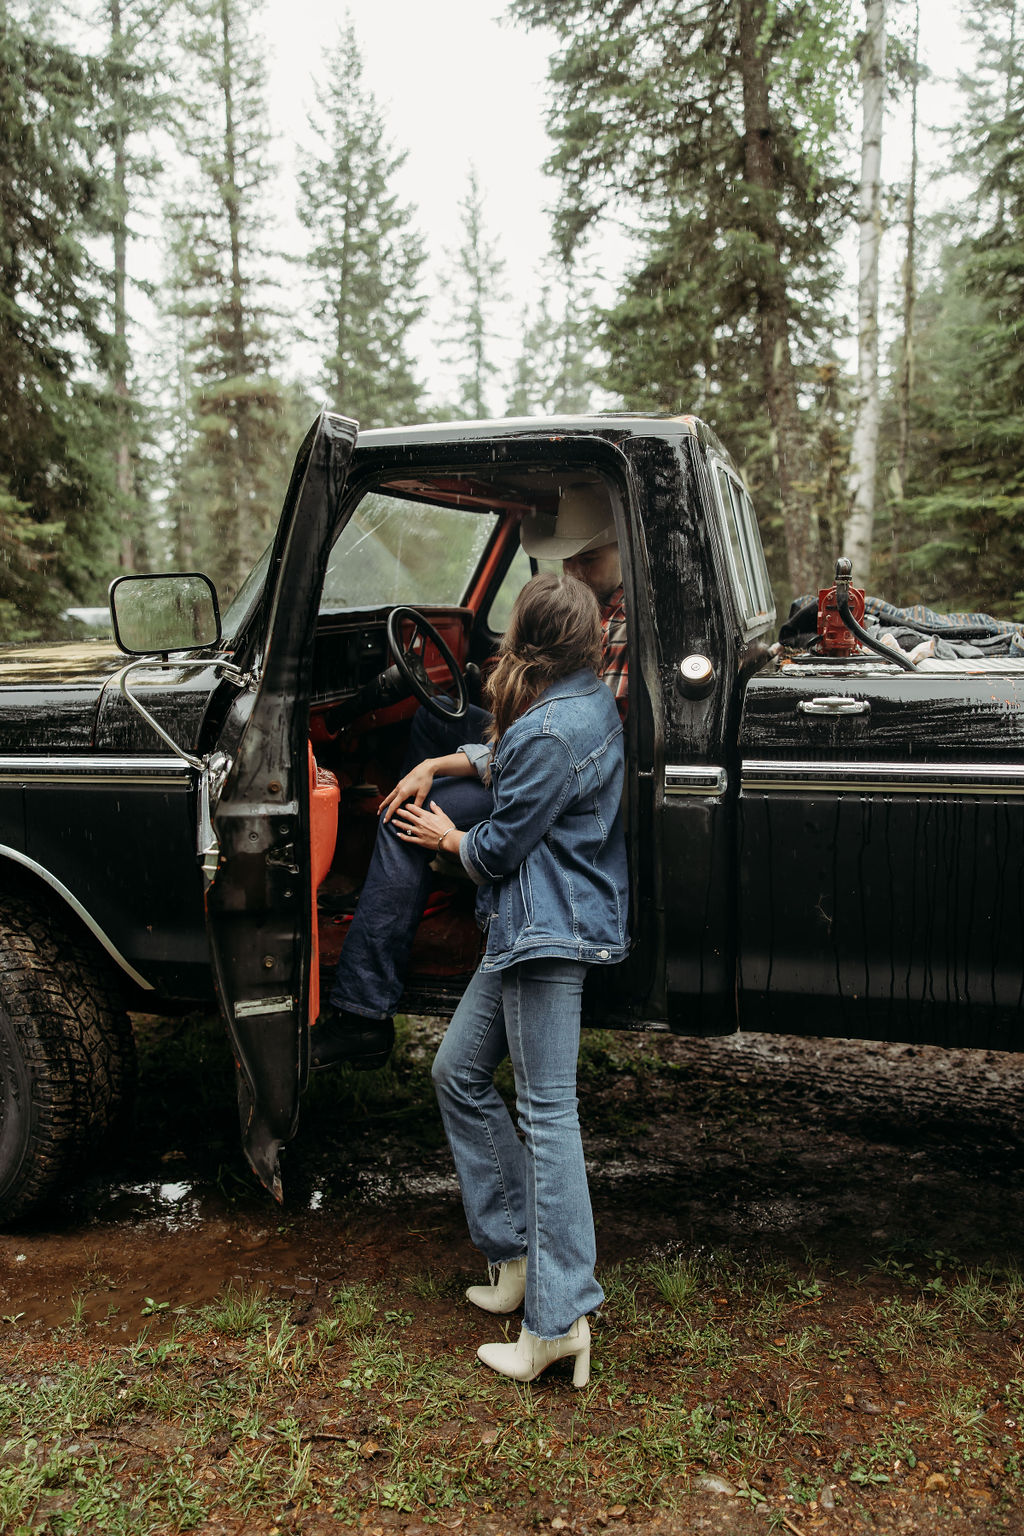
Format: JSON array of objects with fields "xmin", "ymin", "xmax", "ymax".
[{"xmin": 797, "ymin": 696, "xmax": 870, "ymax": 717}]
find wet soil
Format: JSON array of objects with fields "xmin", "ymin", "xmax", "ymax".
[
  {"xmin": 6, "ymin": 1018, "xmax": 1024, "ymax": 1319},
  {"xmin": 2, "ymin": 1017, "xmax": 1024, "ymax": 1533}
]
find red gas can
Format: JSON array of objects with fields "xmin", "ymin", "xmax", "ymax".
[{"xmin": 817, "ymin": 579, "xmax": 866, "ymax": 655}]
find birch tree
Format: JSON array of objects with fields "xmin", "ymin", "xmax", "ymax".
[
  {"xmin": 894, "ymin": 0, "xmax": 920, "ymax": 513},
  {"xmin": 844, "ymin": 0, "xmax": 887, "ymax": 585}
]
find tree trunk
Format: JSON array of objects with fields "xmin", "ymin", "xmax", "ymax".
[
  {"xmin": 736, "ymin": 0, "xmax": 820, "ymax": 597},
  {"xmin": 110, "ymin": 0, "xmax": 137, "ymax": 572},
  {"xmin": 894, "ymin": 0, "xmax": 919, "ymax": 547},
  {"xmin": 333, "ymin": 182, "xmax": 352, "ymax": 409},
  {"xmin": 171, "ymin": 307, "xmax": 194, "ymax": 568},
  {"xmin": 218, "ymin": 0, "xmax": 250, "ymax": 587},
  {"xmin": 844, "ymin": 0, "xmax": 887, "ymax": 587}
]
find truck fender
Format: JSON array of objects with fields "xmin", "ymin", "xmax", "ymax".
[{"xmin": 0, "ymin": 845, "xmax": 153, "ymax": 992}]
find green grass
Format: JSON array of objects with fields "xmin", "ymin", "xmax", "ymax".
[
  {"xmin": 2, "ymin": 1251, "xmax": 1024, "ymax": 1531},
  {"xmin": 199, "ymin": 1282, "xmax": 282, "ymax": 1338}
]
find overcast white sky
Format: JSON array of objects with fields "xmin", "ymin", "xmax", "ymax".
[
  {"xmin": 110, "ymin": 0, "xmax": 974, "ymax": 416},
  {"xmin": 262, "ymin": 1, "xmax": 560, "ymax": 295},
  {"xmin": 247, "ymin": 0, "xmax": 974, "ymax": 411},
  {"xmin": 256, "ymin": 0, "xmax": 568, "ymax": 409}
]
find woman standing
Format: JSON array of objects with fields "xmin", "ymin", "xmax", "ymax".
[{"xmin": 391, "ymin": 572, "xmax": 628, "ymax": 1387}]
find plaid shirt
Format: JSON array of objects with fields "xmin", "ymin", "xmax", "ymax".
[{"xmin": 600, "ymin": 585, "xmax": 628, "ymax": 721}]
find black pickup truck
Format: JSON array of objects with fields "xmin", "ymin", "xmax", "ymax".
[{"xmin": 1, "ymin": 412, "xmax": 1021, "ymax": 1222}]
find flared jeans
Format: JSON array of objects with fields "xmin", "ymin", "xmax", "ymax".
[{"xmin": 432, "ymin": 957, "xmax": 605, "ymax": 1339}]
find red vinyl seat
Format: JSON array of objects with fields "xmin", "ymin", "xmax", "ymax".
[{"xmin": 308, "ymin": 744, "xmax": 340, "ymax": 1022}]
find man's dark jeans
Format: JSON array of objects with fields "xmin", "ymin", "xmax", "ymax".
[{"xmin": 327, "ymin": 701, "xmax": 493, "ymax": 1021}]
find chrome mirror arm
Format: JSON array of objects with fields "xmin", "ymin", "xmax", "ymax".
[
  {"xmin": 115, "ymin": 656, "xmax": 255, "ymax": 771},
  {"xmin": 115, "ymin": 656, "xmax": 253, "ymax": 888}
]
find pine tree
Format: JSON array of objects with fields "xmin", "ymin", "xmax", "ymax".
[
  {"xmin": 0, "ymin": 4, "xmax": 117, "ymax": 638},
  {"xmin": 439, "ymin": 168, "xmax": 508, "ymax": 420},
  {"xmin": 94, "ymin": 0, "xmax": 177, "ymax": 575},
  {"xmin": 507, "ymin": 268, "xmax": 597, "ymax": 416},
  {"xmin": 296, "ymin": 23, "xmax": 425, "ymax": 427},
  {"xmin": 167, "ymin": 0, "xmax": 297, "ymax": 597},
  {"xmin": 511, "ymin": 0, "xmax": 857, "ymax": 601}
]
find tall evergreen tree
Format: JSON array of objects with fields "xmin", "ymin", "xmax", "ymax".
[
  {"xmin": 507, "ymin": 267, "xmax": 598, "ymax": 416},
  {"xmin": 296, "ymin": 22, "xmax": 425, "ymax": 427},
  {"xmin": 511, "ymin": 0, "xmax": 856, "ymax": 600},
  {"xmin": 93, "ymin": 0, "xmax": 178, "ymax": 574},
  {"xmin": 167, "ymin": 0, "xmax": 296, "ymax": 595},
  {"xmin": 439, "ymin": 167, "xmax": 508, "ymax": 420},
  {"xmin": 0, "ymin": 4, "xmax": 116, "ymax": 637}
]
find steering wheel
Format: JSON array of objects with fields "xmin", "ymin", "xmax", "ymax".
[{"xmin": 385, "ymin": 607, "xmax": 469, "ymax": 722}]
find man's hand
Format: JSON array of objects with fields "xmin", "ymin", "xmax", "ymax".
[{"xmin": 379, "ymin": 759, "xmax": 436, "ymax": 823}]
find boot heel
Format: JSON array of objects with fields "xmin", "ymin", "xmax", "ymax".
[{"xmin": 477, "ymin": 1315, "xmax": 592, "ymax": 1386}]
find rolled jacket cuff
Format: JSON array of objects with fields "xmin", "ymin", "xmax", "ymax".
[
  {"xmin": 459, "ymin": 742, "xmax": 492, "ymax": 780},
  {"xmin": 459, "ymin": 825, "xmax": 492, "ymax": 887}
]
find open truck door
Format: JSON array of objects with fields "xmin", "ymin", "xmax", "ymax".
[{"xmin": 205, "ymin": 413, "xmax": 357, "ymax": 1199}]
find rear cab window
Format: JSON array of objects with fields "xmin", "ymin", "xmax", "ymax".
[{"xmin": 709, "ymin": 457, "xmax": 775, "ymax": 637}]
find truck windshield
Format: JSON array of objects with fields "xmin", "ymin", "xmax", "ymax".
[
  {"xmin": 320, "ymin": 492, "xmax": 496, "ymax": 611},
  {"xmin": 221, "ymin": 544, "xmax": 273, "ymax": 641},
  {"xmin": 220, "ymin": 489, "xmax": 500, "ymax": 640}
]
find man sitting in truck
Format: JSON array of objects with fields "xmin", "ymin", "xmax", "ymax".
[{"xmin": 312, "ymin": 482, "xmax": 628, "ymax": 1072}]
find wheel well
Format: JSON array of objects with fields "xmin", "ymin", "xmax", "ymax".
[{"xmin": 0, "ymin": 854, "xmax": 152, "ymax": 1012}]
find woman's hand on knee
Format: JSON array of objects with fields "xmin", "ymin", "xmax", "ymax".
[{"xmin": 392, "ymin": 800, "xmax": 463, "ymax": 856}]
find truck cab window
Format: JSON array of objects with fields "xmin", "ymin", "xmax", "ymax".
[
  {"xmin": 485, "ymin": 543, "xmax": 533, "ymax": 634},
  {"xmin": 711, "ymin": 460, "xmax": 774, "ymax": 635}
]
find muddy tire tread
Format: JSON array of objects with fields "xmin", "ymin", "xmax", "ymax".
[{"xmin": 0, "ymin": 893, "xmax": 135, "ymax": 1222}]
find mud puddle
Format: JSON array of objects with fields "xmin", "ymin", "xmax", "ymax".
[{"xmin": 2, "ymin": 1015, "xmax": 1024, "ymax": 1335}]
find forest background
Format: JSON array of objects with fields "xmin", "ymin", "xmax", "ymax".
[{"xmin": 1, "ymin": 0, "xmax": 1022, "ymax": 640}]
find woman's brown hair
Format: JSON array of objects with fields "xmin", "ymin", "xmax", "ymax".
[{"xmin": 485, "ymin": 572, "xmax": 603, "ymax": 743}]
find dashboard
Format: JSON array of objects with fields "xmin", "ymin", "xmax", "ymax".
[{"xmin": 310, "ymin": 605, "xmax": 474, "ymax": 713}]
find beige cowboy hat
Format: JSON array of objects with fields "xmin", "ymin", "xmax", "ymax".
[{"xmin": 519, "ymin": 482, "xmax": 617, "ymax": 560}]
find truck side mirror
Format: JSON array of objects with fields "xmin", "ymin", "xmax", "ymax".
[{"xmin": 109, "ymin": 573, "xmax": 221, "ymax": 656}]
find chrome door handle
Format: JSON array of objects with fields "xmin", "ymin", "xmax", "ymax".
[{"xmin": 797, "ymin": 696, "xmax": 870, "ymax": 716}]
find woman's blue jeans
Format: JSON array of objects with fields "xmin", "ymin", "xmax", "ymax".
[{"xmin": 432, "ymin": 957, "xmax": 605, "ymax": 1339}]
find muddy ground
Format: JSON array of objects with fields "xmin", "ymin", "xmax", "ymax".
[
  {"xmin": 2, "ymin": 1015, "xmax": 1024, "ymax": 1534},
  {"xmin": 6, "ymin": 1016, "xmax": 1023, "ymax": 1317}
]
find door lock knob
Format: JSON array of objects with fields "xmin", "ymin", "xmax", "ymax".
[{"xmin": 678, "ymin": 653, "xmax": 715, "ymax": 698}]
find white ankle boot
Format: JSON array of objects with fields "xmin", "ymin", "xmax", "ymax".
[
  {"xmin": 465, "ymin": 1256, "xmax": 527, "ymax": 1314},
  {"xmin": 477, "ymin": 1316, "xmax": 590, "ymax": 1388}
]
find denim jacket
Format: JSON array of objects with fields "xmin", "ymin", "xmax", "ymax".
[{"xmin": 458, "ymin": 669, "xmax": 629, "ymax": 972}]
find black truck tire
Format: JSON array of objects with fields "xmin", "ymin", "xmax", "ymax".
[{"xmin": 0, "ymin": 894, "xmax": 136, "ymax": 1223}]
